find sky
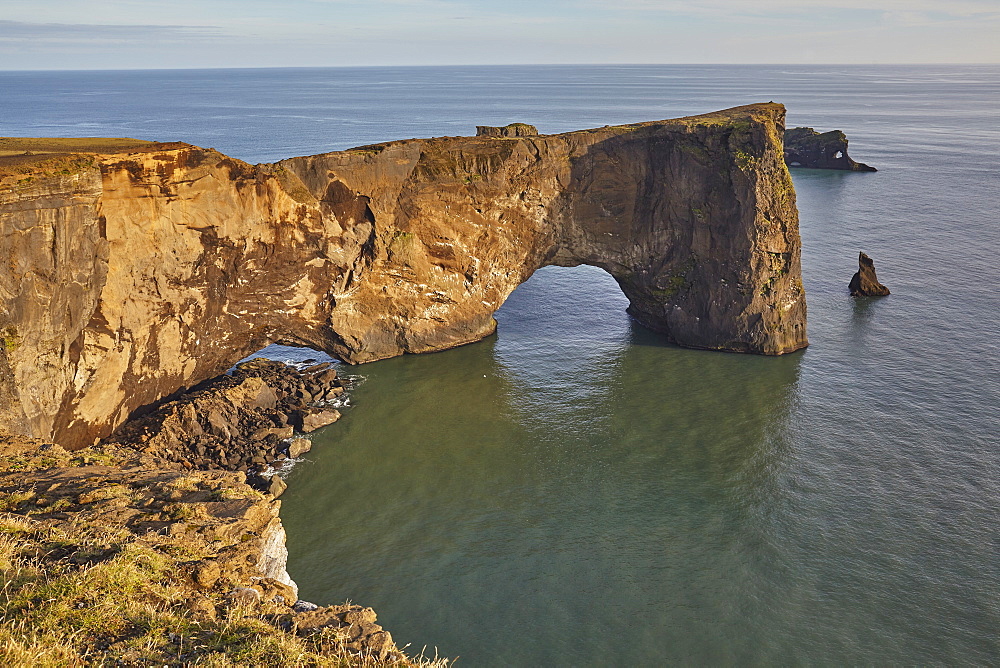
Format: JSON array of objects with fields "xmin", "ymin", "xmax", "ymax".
[{"xmin": 1, "ymin": 0, "xmax": 998, "ymax": 70}]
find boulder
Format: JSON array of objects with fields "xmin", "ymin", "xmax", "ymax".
[
  {"xmin": 298, "ymin": 409, "xmax": 341, "ymax": 433},
  {"xmin": 193, "ymin": 560, "xmax": 220, "ymax": 589},
  {"xmin": 849, "ymin": 252, "xmax": 890, "ymax": 296},
  {"xmin": 287, "ymin": 438, "xmax": 312, "ymax": 459},
  {"xmin": 268, "ymin": 475, "xmax": 287, "ymax": 498},
  {"xmin": 315, "ymin": 369, "xmax": 338, "ymax": 385},
  {"xmin": 302, "ymin": 363, "xmax": 332, "ymax": 374},
  {"xmin": 206, "ymin": 409, "xmax": 231, "ymax": 440}
]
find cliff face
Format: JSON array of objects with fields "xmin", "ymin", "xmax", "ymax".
[
  {"xmin": 784, "ymin": 126, "xmax": 876, "ymax": 171},
  {"xmin": 0, "ymin": 103, "xmax": 807, "ymax": 448}
]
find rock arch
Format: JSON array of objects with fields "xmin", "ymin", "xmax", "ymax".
[{"xmin": 0, "ymin": 103, "xmax": 806, "ymax": 448}]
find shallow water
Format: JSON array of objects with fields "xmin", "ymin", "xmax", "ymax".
[{"xmin": 3, "ymin": 64, "xmax": 998, "ymax": 664}]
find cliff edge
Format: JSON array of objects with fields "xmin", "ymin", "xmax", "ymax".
[{"xmin": 1, "ymin": 103, "xmax": 807, "ymax": 449}]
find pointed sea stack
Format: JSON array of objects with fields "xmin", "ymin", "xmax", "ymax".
[{"xmin": 849, "ymin": 252, "xmax": 890, "ymax": 296}]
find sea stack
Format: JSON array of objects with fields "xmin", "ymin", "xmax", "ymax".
[
  {"xmin": 849, "ymin": 252, "xmax": 890, "ymax": 296},
  {"xmin": 784, "ymin": 127, "xmax": 876, "ymax": 171}
]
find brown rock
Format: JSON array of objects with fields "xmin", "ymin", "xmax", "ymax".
[
  {"xmin": 302, "ymin": 363, "xmax": 332, "ymax": 374},
  {"xmin": 206, "ymin": 409, "xmax": 231, "ymax": 440},
  {"xmin": 185, "ymin": 596, "xmax": 217, "ymax": 620},
  {"xmin": 267, "ymin": 475, "xmax": 287, "ymax": 498},
  {"xmin": 0, "ymin": 103, "xmax": 807, "ymax": 447},
  {"xmin": 193, "ymin": 560, "xmax": 221, "ymax": 589},
  {"xmin": 476, "ymin": 123, "xmax": 538, "ymax": 137},
  {"xmin": 365, "ymin": 630, "xmax": 395, "ymax": 660},
  {"xmin": 257, "ymin": 577, "xmax": 297, "ymax": 605},
  {"xmin": 315, "ymin": 369, "xmax": 338, "ymax": 385},
  {"xmin": 298, "ymin": 409, "xmax": 341, "ymax": 433},
  {"xmin": 251, "ymin": 426, "xmax": 294, "ymax": 441},
  {"xmin": 287, "ymin": 438, "xmax": 312, "ymax": 459},
  {"xmin": 342, "ymin": 606, "xmax": 378, "ymax": 626},
  {"xmin": 849, "ymin": 252, "xmax": 890, "ymax": 296}
]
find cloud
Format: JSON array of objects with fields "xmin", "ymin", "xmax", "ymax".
[
  {"xmin": 583, "ymin": 0, "xmax": 999, "ymax": 14},
  {"xmin": 0, "ymin": 20, "xmax": 224, "ymax": 43}
]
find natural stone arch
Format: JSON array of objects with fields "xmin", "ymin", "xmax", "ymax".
[{"xmin": 0, "ymin": 103, "xmax": 806, "ymax": 448}]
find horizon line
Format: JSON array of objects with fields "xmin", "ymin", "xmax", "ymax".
[{"xmin": 2, "ymin": 62, "xmax": 998, "ymax": 74}]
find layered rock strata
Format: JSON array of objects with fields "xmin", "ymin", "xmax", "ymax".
[
  {"xmin": 0, "ymin": 436, "xmax": 411, "ymax": 664},
  {"xmin": 784, "ymin": 126, "xmax": 876, "ymax": 171},
  {"xmin": 0, "ymin": 103, "xmax": 807, "ymax": 449},
  {"xmin": 849, "ymin": 252, "xmax": 890, "ymax": 296},
  {"xmin": 104, "ymin": 359, "xmax": 345, "ymax": 491},
  {"xmin": 476, "ymin": 123, "xmax": 538, "ymax": 137}
]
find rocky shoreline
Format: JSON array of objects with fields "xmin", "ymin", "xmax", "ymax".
[
  {"xmin": 104, "ymin": 358, "xmax": 348, "ymax": 497},
  {"xmin": 0, "ymin": 359, "xmax": 441, "ymax": 666}
]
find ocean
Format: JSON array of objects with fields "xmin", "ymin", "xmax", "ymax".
[{"xmin": 2, "ymin": 64, "xmax": 998, "ymax": 665}]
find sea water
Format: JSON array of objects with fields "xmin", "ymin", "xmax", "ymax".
[{"xmin": 3, "ymin": 65, "xmax": 998, "ymax": 665}]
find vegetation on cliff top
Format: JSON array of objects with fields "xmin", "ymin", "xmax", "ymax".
[{"xmin": 0, "ymin": 435, "xmax": 446, "ymax": 667}]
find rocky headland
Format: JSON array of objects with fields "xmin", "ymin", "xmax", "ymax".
[
  {"xmin": 1, "ymin": 104, "xmax": 809, "ymax": 664},
  {"xmin": 1, "ymin": 103, "xmax": 806, "ymax": 450},
  {"xmin": 0, "ymin": 360, "xmax": 436, "ymax": 666},
  {"xmin": 784, "ymin": 126, "xmax": 876, "ymax": 171}
]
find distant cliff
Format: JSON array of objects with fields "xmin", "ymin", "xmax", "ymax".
[
  {"xmin": 0, "ymin": 103, "xmax": 807, "ymax": 448},
  {"xmin": 784, "ymin": 126, "xmax": 876, "ymax": 171}
]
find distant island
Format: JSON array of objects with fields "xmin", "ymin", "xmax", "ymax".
[{"xmin": 784, "ymin": 126, "xmax": 877, "ymax": 171}]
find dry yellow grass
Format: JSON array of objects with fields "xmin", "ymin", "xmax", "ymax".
[
  {"xmin": 0, "ymin": 514, "xmax": 448, "ymax": 667},
  {"xmin": 0, "ymin": 136, "xmax": 155, "ymax": 157}
]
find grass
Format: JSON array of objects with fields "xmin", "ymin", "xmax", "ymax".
[
  {"xmin": 0, "ymin": 137, "xmax": 155, "ymax": 157},
  {"xmin": 0, "ymin": 511, "xmax": 446, "ymax": 666},
  {"xmin": 0, "ymin": 436, "xmax": 450, "ymax": 666},
  {"xmin": 1, "ymin": 326, "xmax": 20, "ymax": 352}
]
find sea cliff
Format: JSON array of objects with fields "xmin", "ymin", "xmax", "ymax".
[
  {"xmin": 1, "ymin": 103, "xmax": 806, "ymax": 451},
  {"xmin": 1, "ymin": 104, "xmax": 807, "ymax": 664}
]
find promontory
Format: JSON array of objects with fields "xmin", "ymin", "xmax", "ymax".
[{"xmin": 1, "ymin": 103, "xmax": 807, "ymax": 450}]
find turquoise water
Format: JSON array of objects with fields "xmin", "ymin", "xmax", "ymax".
[{"xmin": 3, "ymin": 65, "xmax": 998, "ymax": 664}]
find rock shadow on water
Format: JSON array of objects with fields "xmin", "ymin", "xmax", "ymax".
[{"xmin": 280, "ymin": 264, "xmax": 807, "ymax": 667}]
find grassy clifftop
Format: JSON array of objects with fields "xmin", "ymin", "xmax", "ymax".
[{"xmin": 0, "ymin": 422, "xmax": 446, "ymax": 667}]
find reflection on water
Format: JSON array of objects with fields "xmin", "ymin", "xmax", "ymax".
[
  {"xmin": 282, "ymin": 266, "xmax": 804, "ymax": 666},
  {"xmin": 5, "ymin": 62, "xmax": 999, "ymax": 667}
]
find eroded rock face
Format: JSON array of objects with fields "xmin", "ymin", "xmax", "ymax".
[
  {"xmin": 849, "ymin": 252, "xmax": 890, "ymax": 296},
  {"xmin": 0, "ymin": 103, "xmax": 807, "ymax": 448},
  {"xmin": 784, "ymin": 126, "xmax": 876, "ymax": 171},
  {"xmin": 476, "ymin": 123, "xmax": 538, "ymax": 137}
]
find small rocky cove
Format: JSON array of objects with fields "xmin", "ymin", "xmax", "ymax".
[{"xmin": 0, "ymin": 359, "xmax": 442, "ymax": 666}]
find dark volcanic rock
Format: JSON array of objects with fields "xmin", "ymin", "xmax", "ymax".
[
  {"xmin": 102, "ymin": 359, "xmax": 347, "ymax": 488},
  {"xmin": 784, "ymin": 126, "xmax": 876, "ymax": 171},
  {"xmin": 849, "ymin": 252, "xmax": 890, "ymax": 296}
]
